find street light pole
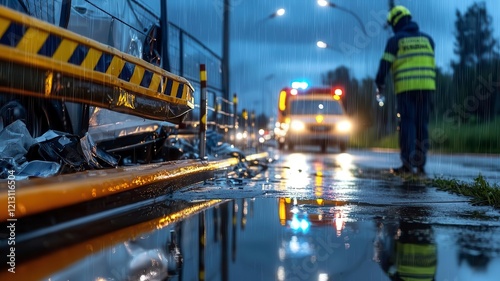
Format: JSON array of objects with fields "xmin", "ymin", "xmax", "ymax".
[
  {"xmin": 222, "ymin": 0, "xmax": 230, "ymax": 125},
  {"xmin": 160, "ymin": 0, "xmax": 171, "ymax": 72},
  {"xmin": 222, "ymin": 4, "xmax": 284, "ymax": 125},
  {"xmin": 317, "ymin": 0, "xmax": 367, "ymax": 36}
]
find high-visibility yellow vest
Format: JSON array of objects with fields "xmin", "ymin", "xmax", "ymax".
[
  {"xmin": 384, "ymin": 36, "xmax": 436, "ymax": 94},
  {"xmin": 395, "ymin": 242, "xmax": 437, "ymax": 281}
]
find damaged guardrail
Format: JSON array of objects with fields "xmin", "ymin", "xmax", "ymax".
[
  {"xmin": 0, "ymin": 5, "xmax": 194, "ymax": 123},
  {"xmin": 0, "ymin": 150, "xmax": 269, "ymax": 221}
]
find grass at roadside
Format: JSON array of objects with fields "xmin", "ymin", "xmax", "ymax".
[
  {"xmin": 349, "ymin": 127, "xmax": 398, "ymax": 149},
  {"xmin": 429, "ymin": 175, "xmax": 500, "ymax": 208},
  {"xmin": 349, "ymin": 118, "xmax": 500, "ymax": 208},
  {"xmin": 350, "ymin": 117, "xmax": 500, "ymax": 154},
  {"xmin": 430, "ymin": 118, "xmax": 500, "ymax": 154}
]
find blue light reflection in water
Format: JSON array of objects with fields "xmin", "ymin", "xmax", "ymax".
[{"xmin": 25, "ymin": 198, "xmax": 500, "ymax": 281}]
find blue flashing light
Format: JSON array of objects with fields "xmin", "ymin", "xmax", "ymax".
[
  {"xmin": 300, "ymin": 219, "xmax": 310, "ymax": 231},
  {"xmin": 290, "ymin": 214, "xmax": 310, "ymax": 232},
  {"xmin": 291, "ymin": 216, "xmax": 301, "ymax": 230},
  {"xmin": 291, "ymin": 81, "xmax": 309, "ymax": 90}
]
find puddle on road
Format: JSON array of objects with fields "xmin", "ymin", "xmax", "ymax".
[{"xmin": 10, "ymin": 198, "xmax": 500, "ymax": 281}]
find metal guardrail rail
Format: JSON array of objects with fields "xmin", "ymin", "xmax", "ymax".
[
  {"xmin": 0, "ymin": 152, "xmax": 269, "ymax": 221},
  {"xmin": 0, "ymin": 6, "xmax": 194, "ymax": 123},
  {"xmin": 183, "ymin": 94, "xmax": 237, "ymax": 131}
]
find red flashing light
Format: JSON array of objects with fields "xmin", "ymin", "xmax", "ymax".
[{"xmin": 334, "ymin": 88, "xmax": 343, "ymax": 96}]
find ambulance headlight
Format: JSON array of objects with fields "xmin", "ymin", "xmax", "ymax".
[{"xmin": 290, "ymin": 120, "xmax": 305, "ymax": 131}]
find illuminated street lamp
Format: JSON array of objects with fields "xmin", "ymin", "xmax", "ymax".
[
  {"xmin": 317, "ymin": 0, "xmax": 367, "ymax": 36},
  {"xmin": 316, "ymin": 40, "xmax": 342, "ymax": 53},
  {"xmin": 316, "ymin": 40, "xmax": 328, "ymax": 49},
  {"xmin": 268, "ymin": 8, "xmax": 286, "ymax": 19},
  {"xmin": 317, "ymin": 0, "xmax": 330, "ymax": 7},
  {"xmin": 223, "ymin": 4, "xmax": 286, "ymax": 123}
]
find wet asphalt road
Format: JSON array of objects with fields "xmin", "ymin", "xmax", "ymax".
[{"xmin": 4, "ymin": 146, "xmax": 500, "ymax": 280}]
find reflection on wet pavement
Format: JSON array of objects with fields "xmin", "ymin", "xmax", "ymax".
[
  {"xmin": 4, "ymin": 198, "xmax": 498, "ymax": 281},
  {"xmin": 3, "ymin": 149, "xmax": 500, "ymax": 280}
]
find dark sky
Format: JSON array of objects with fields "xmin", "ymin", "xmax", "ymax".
[{"xmin": 157, "ymin": 0, "xmax": 500, "ymax": 116}]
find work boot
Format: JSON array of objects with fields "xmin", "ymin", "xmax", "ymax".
[
  {"xmin": 416, "ymin": 167, "xmax": 426, "ymax": 176},
  {"xmin": 391, "ymin": 165, "xmax": 413, "ymax": 175}
]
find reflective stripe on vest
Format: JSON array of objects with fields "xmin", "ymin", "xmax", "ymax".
[
  {"xmin": 395, "ymin": 242, "xmax": 437, "ymax": 281},
  {"xmin": 391, "ymin": 36, "xmax": 436, "ymax": 94}
]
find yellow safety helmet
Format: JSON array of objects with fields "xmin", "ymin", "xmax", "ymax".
[{"xmin": 387, "ymin": 5, "xmax": 411, "ymax": 27}]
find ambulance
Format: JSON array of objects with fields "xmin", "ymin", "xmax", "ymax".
[{"xmin": 276, "ymin": 87, "xmax": 351, "ymax": 153}]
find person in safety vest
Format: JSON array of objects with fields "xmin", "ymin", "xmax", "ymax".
[
  {"xmin": 375, "ymin": 5, "xmax": 436, "ymax": 175},
  {"xmin": 373, "ymin": 207, "xmax": 437, "ymax": 281}
]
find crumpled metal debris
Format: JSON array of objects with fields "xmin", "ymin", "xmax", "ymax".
[
  {"xmin": 0, "ymin": 121, "xmax": 62, "ymax": 179},
  {"xmin": 0, "ymin": 121, "xmax": 119, "ymax": 179},
  {"xmin": 0, "ymin": 157, "xmax": 19, "ymax": 179},
  {"xmin": 16, "ymin": 160, "xmax": 61, "ymax": 180},
  {"xmin": 28, "ymin": 130, "xmax": 119, "ymax": 174},
  {"xmin": 164, "ymin": 130, "xmax": 243, "ymax": 161},
  {"xmin": 0, "ymin": 120, "xmax": 35, "ymax": 163},
  {"xmin": 29, "ymin": 130, "xmax": 89, "ymax": 173},
  {"xmin": 164, "ymin": 129, "xmax": 269, "ymax": 178},
  {"xmin": 0, "ymin": 119, "xmax": 266, "ymax": 179},
  {"xmin": 0, "ymin": 157, "xmax": 61, "ymax": 180},
  {"xmin": 80, "ymin": 132, "xmax": 119, "ymax": 169}
]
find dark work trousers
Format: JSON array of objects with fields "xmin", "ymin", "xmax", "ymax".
[{"xmin": 396, "ymin": 90, "xmax": 432, "ymax": 169}]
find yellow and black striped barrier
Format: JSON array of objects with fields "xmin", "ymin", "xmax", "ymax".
[{"xmin": 0, "ymin": 6, "xmax": 194, "ymax": 123}]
